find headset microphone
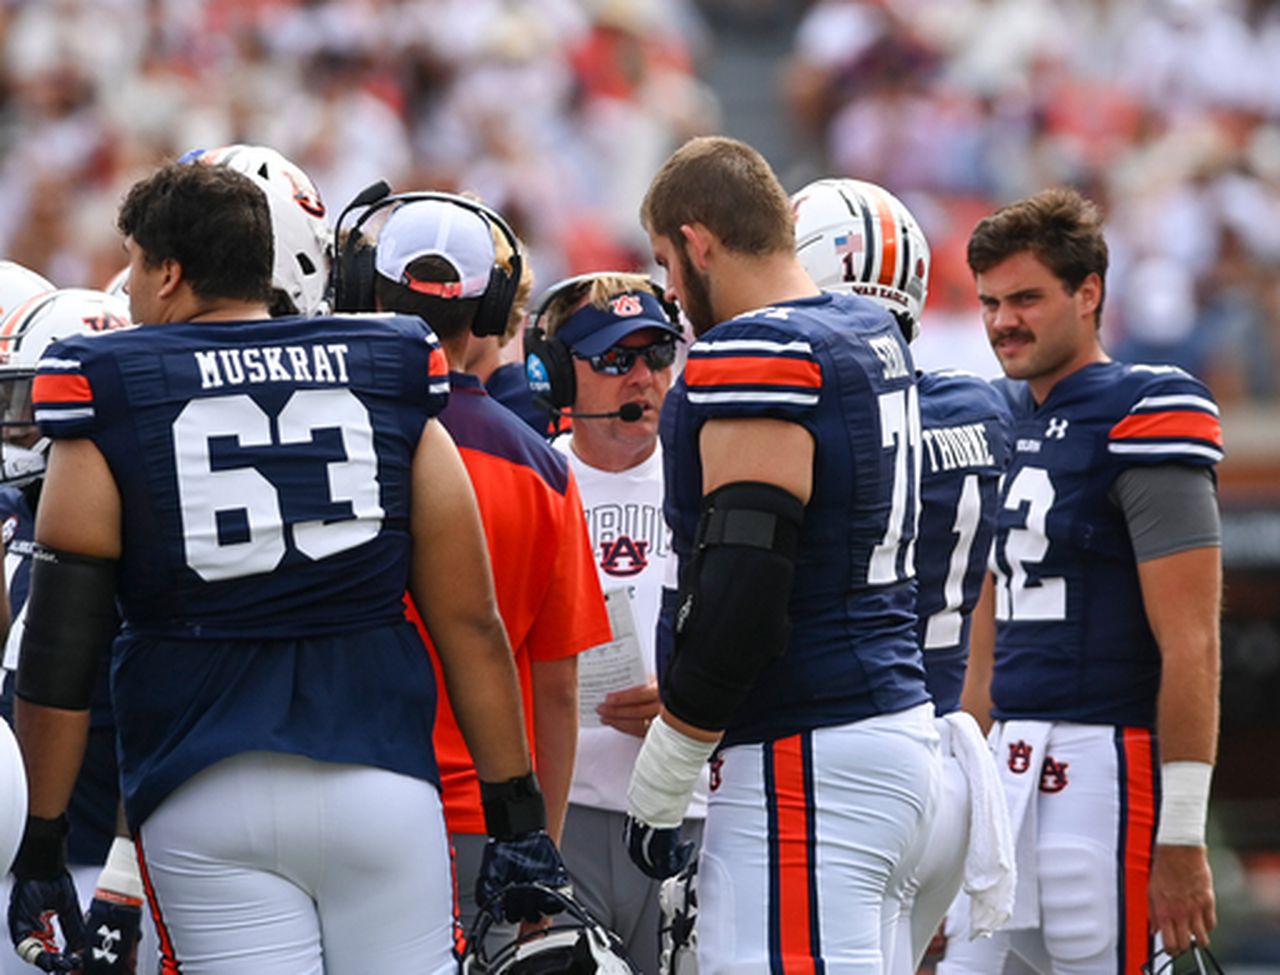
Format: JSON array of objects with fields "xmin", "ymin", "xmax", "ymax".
[
  {"xmin": 340, "ymin": 180, "xmax": 393, "ymax": 219},
  {"xmin": 536, "ymin": 399, "xmax": 645, "ymax": 423}
]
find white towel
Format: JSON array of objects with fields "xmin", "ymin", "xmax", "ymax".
[
  {"xmin": 993, "ymin": 719, "xmax": 1054, "ymax": 931},
  {"xmin": 945, "ymin": 711, "xmax": 1016, "ymax": 939}
]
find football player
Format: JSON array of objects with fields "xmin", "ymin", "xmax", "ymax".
[
  {"xmin": 0, "ymin": 287, "xmax": 140, "ymax": 975},
  {"xmin": 624, "ymin": 136, "xmax": 941, "ymax": 973},
  {"xmin": 793, "ymin": 178, "xmax": 1017, "ymax": 973},
  {"xmin": 8, "ymin": 161, "xmax": 568, "ymax": 974},
  {"xmin": 939, "ymin": 188, "xmax": 1222, "ymax": 974}
]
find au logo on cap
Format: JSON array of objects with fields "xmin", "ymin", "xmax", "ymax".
[{"xmin": 610, "ymin": 295, "xmax": 642, "ymax": 317}]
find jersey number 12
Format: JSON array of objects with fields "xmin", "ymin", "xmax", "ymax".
[{"xmin": 994, "ymin": 466, "xmax": 1066, "ymax": 621}]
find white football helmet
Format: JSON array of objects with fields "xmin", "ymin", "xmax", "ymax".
[
  {"xmin": 183, "ymin": 144, "xmax": 333, "ymax": 316},
  {"xmin": 461, "ymin": 885, "xmax": 638, "ymax": 975},
  {"xmin": 792, "ymin": 178, "xmax": 931, "ymax": 341},
  {"xmin": 104, "ymin": 265, "xmax": 130, "ymax": 299},
  {"xmin": 0, "ymin": 261, "xmax": 54, "ymax": 326},
  {"xmin": 1142, "ymin": 940, "xmax": 1225, "ymax": 974},
  {"xmin": 1, "ymin": 719, "xmax": 27, "ymax": 875},
  {"xmin": 658, "ymin": 861, "xmax": 698, "ymax": 975},
  {"xmin": 0, "ymin": 288, "xmax": 131, "ymax": 486}
]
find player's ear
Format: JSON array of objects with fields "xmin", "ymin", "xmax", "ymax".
[
  {"xmin": 1076, "ymin": 271, "xmax": 1102, "ymax": 322},
  {"xmin": 679, "ymin": 224, "xmax": 714, "ymax": 272},
  {"xmin": 156, "ymin": 258, "xmax": 183, "ymax": 300}
]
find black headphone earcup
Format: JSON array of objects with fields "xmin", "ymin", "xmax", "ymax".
[
  {"xmin": 334, "ymin": 237, "xmax": 377, "ymax": 312},
  {"xmin": 522, "ymin": 325, "xmax": 575, "ymax": 409},
  {"xmin": 649, "ymin": 280, "xmax": 680, "ymax": 327},
  {"xmin": 472, "ymin": 252, "xmax": 521, "ymax": 338}
]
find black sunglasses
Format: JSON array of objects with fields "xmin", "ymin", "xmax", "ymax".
[{"xmin": 576, "ymin": 339, "xmax": 678, "ymax": 376}]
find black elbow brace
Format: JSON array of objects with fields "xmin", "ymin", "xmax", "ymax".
[
  {"xmin": 663, "ymin": 481, "xmax": 804, "ymax": 732},
  {"xmin": 16, "ymin": 544, "xmax": 118, "ymax": 711}
]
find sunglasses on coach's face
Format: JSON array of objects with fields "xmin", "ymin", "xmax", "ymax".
[{"xmin": 575, "ymin": 339, "xmax": 678, "ymax": 376}]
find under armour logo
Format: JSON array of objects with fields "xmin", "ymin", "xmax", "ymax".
[
  {"xmin": 92, "ymin": 924, "xmax": 122, "ymax": 964},
  {"xmin": 1008, "ymin": 739, "xmax": 1033, "ymax": 774},
  {"xmin": 1045, "ymin": 417, "xmax": 1069, "ymax": 439},
  {"xmin": 600, "ymin": 536, "xmax": 649, "ymax": 577},
  {"xmin": 1039, "ymin": 757, "xmax": 1069, "ymax": 793}
]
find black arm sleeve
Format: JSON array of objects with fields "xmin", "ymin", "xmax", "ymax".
[{"xmin": 15, "ymin": 545, "xmax": 118, "ymax": 710}]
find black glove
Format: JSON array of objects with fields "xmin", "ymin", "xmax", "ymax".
[
  {"xmin": 81, "ymin": 896, "xmax": 141, "ymax": 975},
  {"xmin": 8, "ymin": 815, "xmax": 85, "ymax": 973},
  {"xmin": 623, "ymin": 815, "xmax": 693, "ymax": 881},
  {"xmin": 475, "ymin": 831, "xmax": 572, "ymax": 923},
  {"xmin": 476, "ymin": 772, "xmax": 571, "ymax": 922}
]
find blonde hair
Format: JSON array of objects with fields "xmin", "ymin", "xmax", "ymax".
[{"xmin": 488, "ymin": 222, "xmax": 533, "ymax": 346}]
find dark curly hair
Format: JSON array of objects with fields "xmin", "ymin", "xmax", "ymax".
[{"xmin": 117, "ymin": 161, "xmax": 274, "ymax": 304}]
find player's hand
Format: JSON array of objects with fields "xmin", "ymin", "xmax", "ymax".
[
  {"xmin": 8, "ymin": 815, "xmax": 86, "ymax": 973},
  {"xmin": 475, "ymin": 830, "xmax": 572, "ymax": 924},
  {"xmin": 598, "ymin": 679, "xmax": 660, "ymax": 738},
  {"xmin": 623, "ymin": 815, "xmax": 692, "ymax": 880},
  {"xmin": 7, "ymin": 875, "xmax": 85, "ymax": 972},
  {"xmin": 1149, "ymin": 844, "xmax": 1216, "ymax": 956},
  {"xmin": 81, "ymin": 896, "xmax": 142, "ymax": 974}
]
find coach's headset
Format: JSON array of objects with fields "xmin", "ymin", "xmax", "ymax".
[
  {"xmin": 523, "ymin": 273, "xmax": 680, "ymax": 411},
  {"xmin": 329, "ymin": 180, "xmax": 522, "ymax": 338}
]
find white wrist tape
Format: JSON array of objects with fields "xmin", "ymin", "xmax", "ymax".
[
  {"xmin": 628, "ymin": 715, "xmax": 716, "ymax": 829},
  {"xmin": 1156, "ymin": 761, "xmax": 1213, "ymax": 847},
  {"xmin": 95, "ymin": 836, "xmax": 144, "ymax": 903}
]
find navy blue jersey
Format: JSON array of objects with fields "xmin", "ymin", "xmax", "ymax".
[
  {"xmin": 659, "ymin": 293, "xmax": 929, "ymax": 747},
  {"xmin": 0, "ymin": 484, "xmax": 35, "ymax": 632},
  {"xmin": 988, "ymin": 362, "xmax": 1223, "ymax": 728},
  {"xmin": 485, "ymin": 361, "xmax": 555, "ymax": 437},
  {"xmin": 33, "ymin": 313, "xmax": 450, "ymax": 828},
  {"xmin": 915, "ymin": 370, "xmax": 1011, "ymax": 714}
]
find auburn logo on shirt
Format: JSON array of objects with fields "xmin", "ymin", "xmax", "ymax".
[{"xmin": 599, "ymin": 536, "xmax": 648, "ymax": 577}]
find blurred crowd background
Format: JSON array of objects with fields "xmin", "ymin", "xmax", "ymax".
[
  {"xmin": 2, "ymin": 0, "xmax": 1279, "ymax": 966},
  {"xmin": 0, "ymin": 0, "xmax": 720, "ymax": 307},
  {"xmin": 4, "ymin": 0, "xmax": 1280, "ymax": 405}
]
